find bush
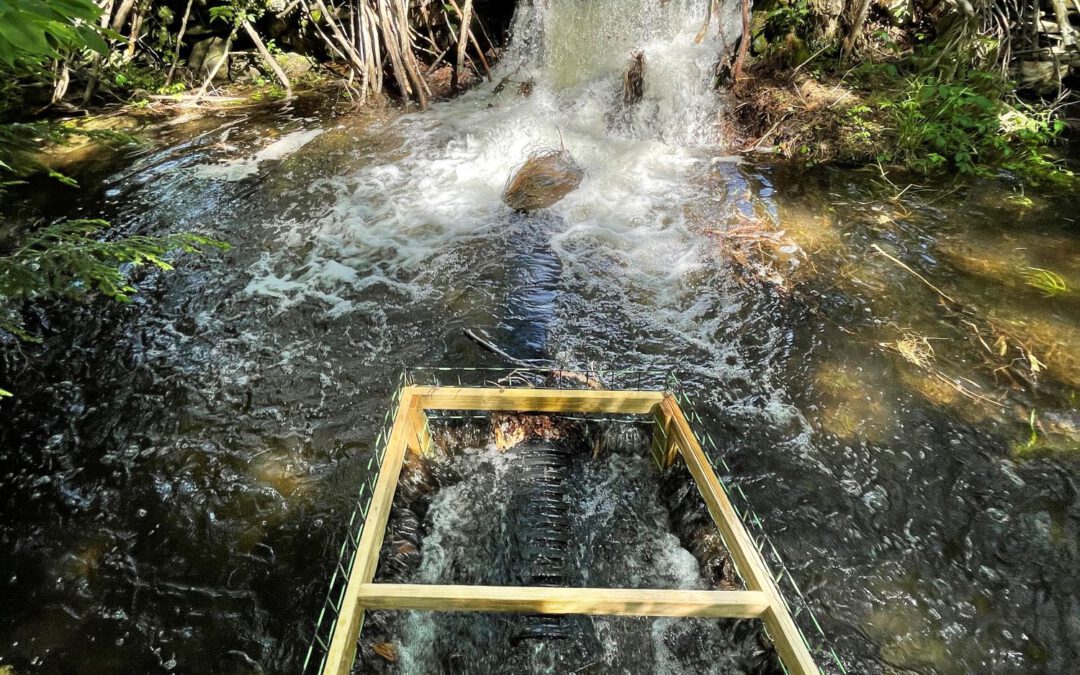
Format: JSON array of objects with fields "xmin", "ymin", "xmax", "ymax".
[{"xmin": 877, "ymin": 75, "xmax": 1070, "ymax": 184}]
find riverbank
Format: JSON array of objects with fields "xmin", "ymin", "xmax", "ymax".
[{"xmin": 721, "ymin": 0, "xmax": 1078, "ymax": 186}]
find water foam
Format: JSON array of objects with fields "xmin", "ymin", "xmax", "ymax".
[{"xmin": 241, "ymin": 0, "xmax": 738, "ymax": 322}]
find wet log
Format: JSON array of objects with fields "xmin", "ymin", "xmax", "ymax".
[{"xmin": 623, "ymin": 50, "xmax": 645, "ymax": 106}]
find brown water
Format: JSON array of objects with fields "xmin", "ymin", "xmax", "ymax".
[{"xmin": 2, "ymin": 0, "xmax": 1080, "ymax": 672}]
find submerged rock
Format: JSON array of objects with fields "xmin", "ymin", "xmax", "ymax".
[
  {"xmin": 274, "ymin": 52, "xmax": 313, "ymax": 79},
  {"xmin": 502, "ymin": 149, "xmax": 584, "ymax": 212}
]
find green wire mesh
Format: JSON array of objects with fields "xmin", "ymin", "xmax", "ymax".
[
  {"xmin": 666, "ymin": 372, "xmax": 849, "ymax": 675},
  {"xmin": 301, "ymin": 367, "xmax": 847, "ymax": 674},
  {"xmin": 300, "ymin": 372, "xmax": 407, "ymax": 675}
]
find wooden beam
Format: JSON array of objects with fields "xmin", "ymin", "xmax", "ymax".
[
  {"xmin": 414, "ymin": 386, "xmax": 665, "ymax": 414},
  {"xmin": 356, "ymin": 584, "xmax": 770, "ymax": 619},
  {"xmin": 660, "ymin": 396, "xmax": 820, "ymax": 675},
  {"xmin": 406, "ymin": 403, "xmax": 432, "ymax": 456},
  {"xmin": 322, "ymin": 391, "xmax": 420, "ymax": 675}
]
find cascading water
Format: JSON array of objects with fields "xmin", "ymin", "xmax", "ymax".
[
  {"xmin": 245, "ymin": 0, "xmax": 748, "ymax": 362},
  {"xmin": 338, "ymin": 1, "xmax": 782, "ymax": 672},
  {"xmin": 364, "ymin": 422, "xmax": 777, "ymax": 674}
]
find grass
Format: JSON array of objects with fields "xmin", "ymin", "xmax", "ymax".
[{"xmin": 1021, "ymin": 267, "xmax": 1069, "ymax": 297}]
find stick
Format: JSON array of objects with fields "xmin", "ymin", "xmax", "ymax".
[
  {"xmin": 242, "ymin": 19, "xmax": 293, "ymax": 97},
  {"xmin": 870, "ymin": 244, "xmax": 958, "ymax": 305},
  {"xmin": 309, "ymin": 0, "xmax": 369, "ymax": 78},
  {"xmin": 452, "ymin": 0, "xmax": 474, "ymax": 93},
  {"xmin": 447, "ymin": 0, "xmax": 492, "ymax": 80},
  {"xmin": 125, "ymin": 4, "xmax": 144, "ymax": 59},
  {"xmin": 395, "ymin": 0, "xmax": 429, "ymax": 107},
  {"xmin": 464, "ymin": 329, "xmax": 536, "ymax": 367},
  {"xmin": 374, "ymin": 0, "xmax": 413, "ymax": 100},
  {"xmin": 80, "ymin": 0, "xmax": 118, "ymax": 104},
  {"xmin": 195, "ymin": 24, "xmax": 240, "ymax": 100},
  {"xmin": 694, "ymin": 0, "xmax": 715, "ymax": 44},
  {"xmin": 733, "ymin": 0, "xmax": 750, "ymax": 82},
  {"xmin": 165, "ymin": 0, "xmax": 195, "ymax": 86}
]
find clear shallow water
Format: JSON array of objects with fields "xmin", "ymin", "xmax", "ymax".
[{"xmin": 2, "ymin": 0, "xmax": 1080, "ymax": 672}]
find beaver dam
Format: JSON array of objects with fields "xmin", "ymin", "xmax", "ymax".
[{"xmin": 302, "ymin": 372, "xmax": 845, "ymax": 675}]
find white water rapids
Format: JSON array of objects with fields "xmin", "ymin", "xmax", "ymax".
[{"xmin": 242, "ymin": 0, "xmax": 746, "ymax": 328}]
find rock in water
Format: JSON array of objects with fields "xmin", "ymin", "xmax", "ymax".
[{"xmin": 502, "ymin": 149, "xmax": 584, "ymax": 212}]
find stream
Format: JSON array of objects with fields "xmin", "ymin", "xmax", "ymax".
[{"xmin": 2, "ymin": 0, "xmax": 1080, "ymax": 673}]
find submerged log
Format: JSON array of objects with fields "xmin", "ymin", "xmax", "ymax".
[{"xmin": 502, "ymin": 149, "xmax": 584, "ymax": 212}]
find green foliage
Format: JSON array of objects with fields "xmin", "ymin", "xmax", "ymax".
[
  {"xmin": 209, "ymin": 0, "xmax": 266, "ymax": 27},
  {"xmin": 0, "ymin": 120, "xmax": 132, "ymax": 188},
  {"xmin": 0, "ymin": 219, "xmax": 229, "ymax": 340},
  {"xmin": 845, "ymin": 71, "xmax": 1072, "ymax": 185},
  {"xmin": 1018, "ymin": 409, "xmax": 1039, "ymax": 452},
  {"xmin": 763, "ymin": 0, "xmax": 811, "ymax": 38},
  {"xmin": 1021, "ymin": 267, "xmax": 1069, "ymax": 297},
  {"xmin": 0, "ymin": 0, "xmax": 109, "ymax": 72}
]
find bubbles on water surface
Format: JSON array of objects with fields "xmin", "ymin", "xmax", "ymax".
[{"xmin": 363, "ymin": 429, "xmax": 780, "ymax": 674}]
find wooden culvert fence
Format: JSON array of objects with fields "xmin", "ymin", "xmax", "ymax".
[{"xmin": 303, "ymin": 372, "xmax": 846, "ymax": 675}]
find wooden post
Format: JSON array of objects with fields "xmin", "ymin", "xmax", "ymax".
[
  {"xmin": 407, "ymin": 405, "xmax": 432, "ymax": 456},
  {"xmin": 322, "ymin": 388, "xmax": 423, "ymax": 675},
  {"xmin": 660, "ymin": 395, "xmax": 820, "ymax": 675},
  {"xmin": 356, "ymin": 584, "xmax": 770, "ymax": 618},
  {"xmin": 414, "ymin": 386, "xmax": 665, "ymax": 414}
]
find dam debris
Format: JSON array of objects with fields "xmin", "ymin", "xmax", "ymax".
[
  {"xmin": 623, "ymin": 50, "xmax": 646, "ymax": 106},
  {"xmin": 502, "ymin": 148, "xmax": 584, "ymax": 212}
]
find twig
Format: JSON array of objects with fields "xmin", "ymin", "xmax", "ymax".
[
  {"xmin": 166, "ymin": 0, "xmax": 196, "ymax": 86},
  {"xmin": 870, "ymin": 243, "xmax": 958, "ymax": 305}
]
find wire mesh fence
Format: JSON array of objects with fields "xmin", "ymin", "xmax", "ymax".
[
  {"xmin": 300, "ymin": 372, "xmax": 407, "ymax": 675},
  {"xmin": 301, "ymin": 367, "xmax": 847, "ymax": 674},
  {"xmin": 667, "ymin": 372, "xmax": 848, "ymax": 675}
]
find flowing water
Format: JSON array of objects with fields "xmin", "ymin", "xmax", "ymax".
[{"xmin": 2, "ymin": 0, "xmax": 1080, "ymax": 673}]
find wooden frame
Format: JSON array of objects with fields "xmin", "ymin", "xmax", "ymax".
[{"xmin": 321, "ymin": 386, "xmax": 821, "ymax": 675}]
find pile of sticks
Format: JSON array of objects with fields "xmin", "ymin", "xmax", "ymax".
[
  {"xmin": 293, "ymin": 0, "xmax": 494, "ymax": 106},
  {"xmin": 73, "ymin": 0, "xmax": 495, "ymax": 109}
]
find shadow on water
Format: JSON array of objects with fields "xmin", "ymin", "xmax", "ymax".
[{"xmin": 495, "ymin": 212, "xmax": 565, "ymax": 362}]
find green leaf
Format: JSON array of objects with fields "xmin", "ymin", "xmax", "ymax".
[{"xmin": 0, "ymin": 17, "xmax": 51, "ymax": 55}]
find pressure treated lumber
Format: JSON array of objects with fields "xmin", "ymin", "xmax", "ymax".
[
  {"xmin": 659, "ymin": 396, "xmax": 820, "ymax": 675},
  {"xmin": 356, "ymin": 584, "xmax": 770, "ymax": 618},
  {"xmin": 320, "ymin": 385, "xmax": 822, "ymax": 675},
  {"xmin": 322, "ymin": 391, "xmax": 421, "ymax": 675},
  {"xmin": 412, "ymin": 386, "xmax": 665, "ymax": 414}
]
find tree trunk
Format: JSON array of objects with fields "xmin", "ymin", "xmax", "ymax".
[
  {"xmin": 447, "ymin": 0, "xmax": 492, "ymax": 80},
  {"xmin": 1050, "ymin": 0, "xmax": 1076, "ymax": 47},
  {"xmin": 841, "ymin": 0, "xmax": 872, "ymax": 59},
  {"xmin": 110, "ymin": 0, "xmax": 138, "ymax": 32},
  {"xmin": 453, "ymin": 0, "xmax": 474, "ymax": 93},
  {"xmin": 733, "ymin": 0, "xmax": 750, "ymax": 82}
]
